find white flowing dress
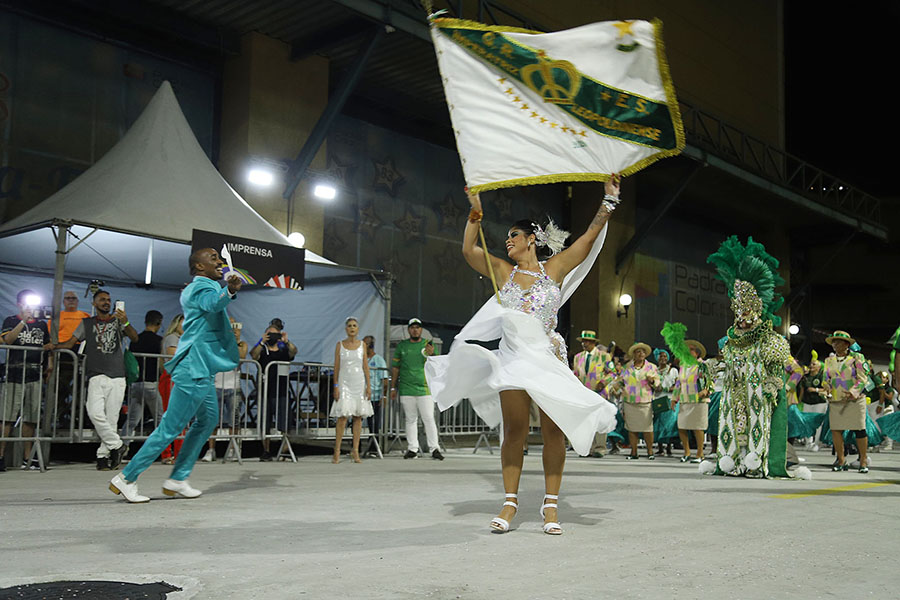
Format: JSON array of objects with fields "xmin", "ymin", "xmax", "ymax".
[
  {"xmin": 330, "ymin": 343, "xmax": 374, "ymax": 418},
  {"xmin": 425, "ymin": 227, "xmax": 617, "ymax": 456}
]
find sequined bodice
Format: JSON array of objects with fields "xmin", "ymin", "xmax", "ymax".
[{"xmin": 498, "ymin": 262, "xmax": 562, "ymax": 334}]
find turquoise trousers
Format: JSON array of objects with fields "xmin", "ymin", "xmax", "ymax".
[{"xmin": 122, "ymin": 371, "xmax": 218, "ymax": 482}]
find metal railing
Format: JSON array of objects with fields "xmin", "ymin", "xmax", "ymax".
[
  {"xmin": 679, "ymin": 100, "xmax": 882, "ymax": 224},
  {"xmin": 1, "ymin": 344, "xmax": 515, "ymax": 468}
]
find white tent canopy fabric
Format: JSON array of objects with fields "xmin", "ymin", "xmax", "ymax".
[{"xmin": 0, "ymin": 81, "xmax": 323, "ymax": 253}]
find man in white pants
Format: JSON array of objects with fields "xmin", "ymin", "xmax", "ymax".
[
  {"xmin": 391, "ymin": 318, "xmax": 443, "ymax": 460},
  {"xmin": 56, "ymin": 290, "xmax": 138, "ymax": 470}
]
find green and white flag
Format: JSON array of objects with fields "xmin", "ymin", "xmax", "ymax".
[{"xmin": 430, "ymin": 18, "xmax": 685, "ymax": 193}]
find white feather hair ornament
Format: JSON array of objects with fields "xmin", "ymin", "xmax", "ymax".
[{"xmin": 532, "ymin": 218, "xmax": 570, "ymax": 256}]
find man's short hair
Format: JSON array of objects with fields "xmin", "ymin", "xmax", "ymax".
[
  {"xmin": 16, "ymin": 289, "xmax": 36, "ymax": 305},
  {"xmin": 145, "ymin": 310, "xmax": 163, "ymax": 326},
  {"xmin": 93, "ymin": 289, "xmax": 109, "ymax": 300},
  {"xmin": 189, "ymin": 248, "xmax": 212, "ymax": 275}
]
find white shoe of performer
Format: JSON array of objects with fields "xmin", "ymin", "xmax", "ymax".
[
  {"xmin": 162, "ymin": 478, "xmax": 203, "ymax": 498},
  {"xmin": 109, "ymin": 474, "xmax": 150, "ymax": 503},
  {"xmin": 201, "ymin": 449, "xmax": 214, "ymax": 463}
]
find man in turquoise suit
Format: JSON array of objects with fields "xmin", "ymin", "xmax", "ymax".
[{"xmin": 110, "ymin": 248, "xmax": 241, "ymax": 502}]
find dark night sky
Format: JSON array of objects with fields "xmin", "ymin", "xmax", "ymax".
[{"xmin": 784, "ymin": 3, "xmax": 898, "ymax": 199}]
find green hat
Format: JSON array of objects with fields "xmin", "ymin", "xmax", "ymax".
[
  {"xmin": 577, "ymin": 330, "xmax": 598, "ymax": 341},
  {"xmin": 825, "ymin": 330, "xmax": 855, "ymax": 346}
]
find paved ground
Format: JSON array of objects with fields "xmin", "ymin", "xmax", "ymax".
[{"xmin": 1, "ymin": 445, "xmax": 898, "ymax": 599}]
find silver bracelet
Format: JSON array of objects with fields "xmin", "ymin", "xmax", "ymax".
[
  {"xmin": 601, "ymin": 200, "xmax": 617, "ymax": 213},
  {"xmin": 603, "ymin": 193, "xmax": 620, "ymax": 204}
]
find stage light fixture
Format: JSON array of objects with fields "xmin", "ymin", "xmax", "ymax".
[
  {"xmin": 248, "ymin": 168, "xmax": 274, "ymax": 186},
  {"xmin": 789, "ymin": 324, "xmax": 800, "ymax": 335},
  {"xmin": 314, "ymin": 184, "xmax": 337, "ymax": 200}
]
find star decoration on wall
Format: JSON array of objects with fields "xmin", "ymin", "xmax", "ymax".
[
  {"xmin": 327, "ymin": 153, "xmax": 356, "ymax": 188},
  {"xmin": 433, "ymin": 192, "xmax": 464, "ymax": 231},
  {"xmin": 393, "ymin": 205, "xmax": 425, "ymax": 243},
  {"xmin": 389, "ymin": 252, "xmax": 411, "ymax": 291},
  {"xmin": 323, "ymin": 219, "xmax": 348, "ymax": 259},
  {"xmin": 494, "ymin": 190, "xmax": 513, "ymax": 219},
  {"xmin": 356, "ymin": 201, "xmax": 383, "ymax": 240},
  {"xmin": 372, "ymin": 157, "xmax": 405, "ymax": 197},
  {"xmin": 433, "ymin": 245, "xmax": 460, "ymax": 284}
]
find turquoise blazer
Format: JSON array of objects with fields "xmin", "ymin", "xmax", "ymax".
[{"xmin": 165, "ymin": 276, "xmax": 239, "ymax": 379}]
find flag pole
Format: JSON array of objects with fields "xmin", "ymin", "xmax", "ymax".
[{"xmin": 477, "ymin": 221, "xmax": 501, "ymax": 304}]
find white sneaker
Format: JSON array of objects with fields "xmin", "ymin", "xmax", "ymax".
[
  {"xmin": 109, "ymin": 474, "xmax": 150, "ymax": 503},
  {"xmin": 809, "ymin": 443, "xmax": 819, "ymax": 452},
  {"xmin": 162, "ymin": 478, "xmax": 202, "ymax": 498},
  {"xmin": 849, "ymin": 457, "xmax": 872, "ymax": 469},
  {"xmin": 201, "ymin": 449, "xmax": 215, "ymax": 463}
]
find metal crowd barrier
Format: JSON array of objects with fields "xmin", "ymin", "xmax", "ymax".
[
  {"xmin": 260, "ymin": 361, "xmax": 391, "ymax": 460},
  {"xmin": 1, "ymin": 344, "xmax": 521, "ymax": 470},
  {"xmin": 1, "ymin": 345, "xmax": 82, "ymax": 471},
  {"xmin": 119, "ymin": 354, "xmax": 263, "ymax": 464}
]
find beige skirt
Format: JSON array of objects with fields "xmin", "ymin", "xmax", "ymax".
[
  {"xmin": 677, "ymin": 402, "xmax": 709, "ymax": 430},
  {"xmin": 829, "ymin": 398, "xmax": 866, "ymax": 431},
  {"xmin": 624, "ymin": 402, "xmax": 653, "ymax": 433}
]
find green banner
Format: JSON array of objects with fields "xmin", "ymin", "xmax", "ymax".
[{"xmin": 438, "ymin": 25, "xmax": 678, "ymax": 150}]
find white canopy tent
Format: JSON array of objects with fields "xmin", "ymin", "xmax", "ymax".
[{"xmin": 0, "ymin": 81, "xmax": 390, "ymax": 363}]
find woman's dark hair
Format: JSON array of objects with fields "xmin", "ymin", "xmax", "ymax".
[{"xmin": 510, "ymin": 219, "xmax": 553, "ymax": 259}]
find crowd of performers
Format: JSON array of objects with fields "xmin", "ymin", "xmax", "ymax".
[
  {"xmin": 571, "ymin": 327, "xmax": 897, "ymax": 476},
  {"xmin": 424, "ymin": 175, "xmax": 899, "ymax": 535}
]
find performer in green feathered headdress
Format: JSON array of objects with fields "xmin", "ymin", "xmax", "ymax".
[{"xmin": 702, "ymin": 236, "xmax": 804, "ymax": 479}]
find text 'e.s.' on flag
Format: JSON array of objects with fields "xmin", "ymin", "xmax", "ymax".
[{"xmin": 430, "ymin": 18, "xmax": 685, "ymax": 193}]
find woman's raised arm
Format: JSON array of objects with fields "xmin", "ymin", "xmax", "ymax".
[
  {"xmin": 461, "ymin": 190, "xmax": 512, "ymax": 281},
  {"xmin": 547, "ymin": 175, "xmax": 621, "ymax": 280}
]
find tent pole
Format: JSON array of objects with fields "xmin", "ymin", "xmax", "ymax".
[
  {"xmin": 43, "ymin": 222, "xmax": 69, "ymax": 465},
  {"xmin": 382, "ymin": 273, "xmax": 392, "ymax": 456}
]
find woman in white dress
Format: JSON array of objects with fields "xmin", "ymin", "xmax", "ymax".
[
  {"xmin": 425, "ymin": 178, "xmax": 621, "ymax": 535},
  {"xmin": 331, "ymin": 317, "xmax": 372, "ymax": 464}
]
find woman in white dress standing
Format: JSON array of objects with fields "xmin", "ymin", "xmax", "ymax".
[
  {"xmin": 331, "ymin": 317, "xmax": 372, "ymax": 464},
  {"xmin": 425, "ymin": 178, "xmax": 621, "ymax": 535}
]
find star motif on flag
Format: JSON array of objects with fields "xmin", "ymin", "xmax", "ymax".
[
  {"xmin": 433, "ymin": 245, "xmax": 460, "ymax": 284},
  {"xmin": 520, "ymin": 104, "xmax": 529, "ymax": 110},
  {"xmin": 357, "ymin": 201, "xmax": 383, "ymax": 240},
  {"xmin": 372, "ymin": 157, "xmax": 405, "ymax": 197},
  {"xmin": 498, "ymin": 77, "xmax": 507, "ymax": 84},
  {"xmin": 434, "ymin": 193, "xmax": 464, "ymax": 231},
  {"xmin": 326, "ymin": 153, "xmax": 355, "ymax": 187},
  {"xmin": 393, "ymin": 205, "xmax": 425, "ymax": 242},
  {"xmin": 613, "ymin": 21, "xmax": 635, "ymax": 37},
  {"xmin": 601, "ymin": 91, "xmax": 611, "ymax": 102}
]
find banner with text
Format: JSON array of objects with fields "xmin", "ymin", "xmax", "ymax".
[{"xmin": 191, "ymin": 229, "xmax": 305, "ymax": 291}]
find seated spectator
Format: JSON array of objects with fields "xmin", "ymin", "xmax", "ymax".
[
  {"xmin": 203, "ymin": 318, "xmax": 248, "ymax": 462},
  {"xmin": 122, "ymin": 310, "xmax": 164, "ymax": 445},
  {"xmin": 250, "ymin": 323, "xmax": 297, "ymax": 460},
  {"xmin": 1, "ymin": 289, "xmax": 51, "ymax": 471}
]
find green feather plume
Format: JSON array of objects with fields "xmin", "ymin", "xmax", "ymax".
[
  {"xmin": 661, "ymin": 321, "xmax": 697, "ymax": 366},
  {"xmin": 707, "ymin": 235, "xmax": 785, "ymax": 327}
]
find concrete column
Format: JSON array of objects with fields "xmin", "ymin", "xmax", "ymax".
[
  {"xmin": 568, "ymin": 180, "xmax": 637, "ymax": 355},
  {"xmin": 218, "ymin": 32, "xmax": 328, "ymax": 255}
]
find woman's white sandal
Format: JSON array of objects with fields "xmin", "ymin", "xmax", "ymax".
[
  {"xmin": 490, "ymin": 493, "xmax": 518, "ymax": 533},
  {"xmin": 541, "ymin": 494, "xmax": 562, "ymax": 535}
]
